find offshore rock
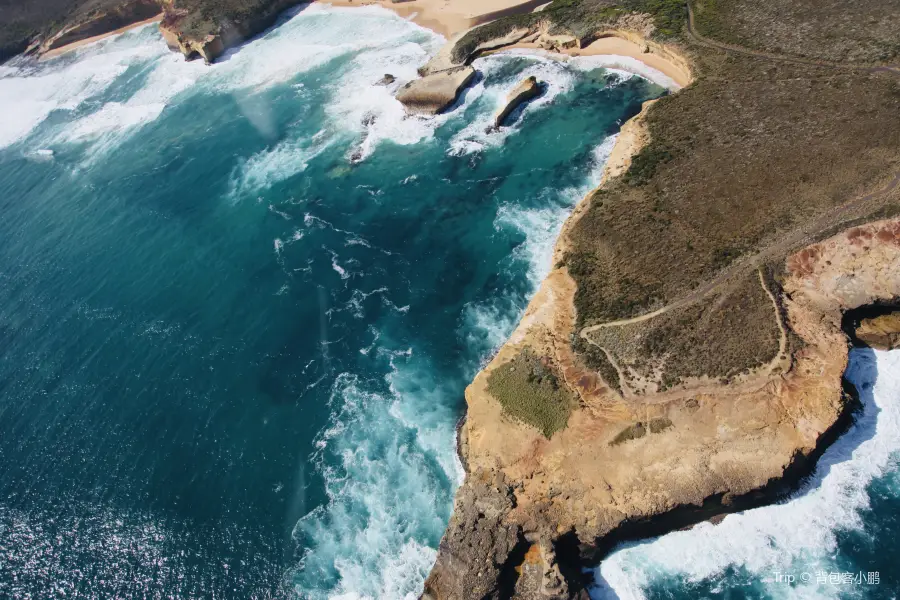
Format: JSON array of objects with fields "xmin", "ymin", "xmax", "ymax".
[
  {"xmin": 396, "ymin": 66, "xmax": 476, "ymax": 115},
  {"xmin": 494, "ymin": 75, "xmax": 541, "ymax": 127}
]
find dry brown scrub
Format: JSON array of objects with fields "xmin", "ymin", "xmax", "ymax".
[{"xmin": 692, "ymin": 0, "xmax": 900, "ymax": 65}]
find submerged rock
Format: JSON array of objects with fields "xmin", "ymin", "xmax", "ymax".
[
  {"xmin": 855, "ymin": 312, "xmax": 900, "ymax": 349},
  {"xmin": 396, "ymin": 66, "xmax": 476, "ymax": 115},
  {"xmin": 376, "ymin": 73, "xmax": 396, "ymax": 85},
  {"xmin": 493, "ymin": 75, "xmax": 542, "ymax": 128}
]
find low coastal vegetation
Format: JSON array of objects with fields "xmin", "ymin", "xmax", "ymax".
[
  {"xmin": 609, "ymin": 417, "xmax": 672, "ymax": 445},
  {"xmin": 692, "ymin": 0, "xmax": 900, "ymax": 64},
  {"xmin": 0, "ymin": 0, "xmax": 141, "ymax": 61},
  {"xmin": 447, "ymin": 0, "xmax": 900, "ymax": 395},
  {"xmin": 586, "ymin": 273, "xmax": 782, "ymax": 390},
  {"xmin": 486, "ymin": 350, "xmax": 575, "ymax": 438}
]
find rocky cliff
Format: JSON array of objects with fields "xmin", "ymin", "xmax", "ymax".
[
  {"xmin": 158, "ymin": 0, "xmax": 298, "ymax": 63},
  {"xmin": 418, "ymin": 0, "xmax": 900, "ymax": 595}
]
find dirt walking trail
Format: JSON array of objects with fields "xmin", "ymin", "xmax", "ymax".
[{"xmin": 580, "ymin": 5, "xmax": 900, "ymax": 339}]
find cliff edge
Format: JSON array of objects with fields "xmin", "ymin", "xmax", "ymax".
[{"xmin": 420, "ymin": 0, "xmax": 900, "ymax": 597}]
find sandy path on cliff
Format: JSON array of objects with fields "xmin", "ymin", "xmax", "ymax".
[{"xmin": 580, "ymin": 169, "xmax": 900, "ymax": 336}]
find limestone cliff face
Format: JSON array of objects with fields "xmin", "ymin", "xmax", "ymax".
[
  {"xmin": 421, "ymin": 91, "xmax": 900, "ymax": 598},
  {"xmin": 854, "ymin": 312, "xmax": 900, "ymax": 349},
  {"xmin": 158, "ymin": 0, "xmax": 297, "ymax": 63}
]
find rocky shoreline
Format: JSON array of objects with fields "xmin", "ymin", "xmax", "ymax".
[{"xmin": 405, "ymin": 15, "xmax": 900, "ymax": 599}]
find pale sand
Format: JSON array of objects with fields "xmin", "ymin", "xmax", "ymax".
[
  {"xmin": 318, "ymin": 0, "xmax": 546, "ymax": 38},
  {"xmin": 40, "ymin": 14, "xmax": 164, "ymax": 60},
  {"xmin": 320, "ymin": 1, "xmax": 692, "ymax": 88},
  {"xmin": 499, "ymin": 37, "xmax": 692, "ymax": 89}
]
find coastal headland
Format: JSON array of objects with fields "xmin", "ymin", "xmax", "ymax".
[
  {"xmin": 7, "ymin": 0, "xmax": 900, "ymax": 599},
  {"xmin": 382, "ymin": 1, "xmax": 900, "ymax": 599}
]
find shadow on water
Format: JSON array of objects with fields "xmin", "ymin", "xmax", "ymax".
[{"xmin": 589, "ymin": 344, "xmax": 883, "ymax": 600}]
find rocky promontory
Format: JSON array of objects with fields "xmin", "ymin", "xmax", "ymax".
[
  {"xmin": 158, "ymin": 0, "xmax": 298, "ymax": 63},
  {"xmin": 396, "ymin": 66, "xmax": 476, "ymax": 115},
  {"xmin": 418, "ymin": 0, "xmax": 900, "ymax": 597}
]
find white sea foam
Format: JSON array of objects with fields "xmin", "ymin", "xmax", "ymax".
[
  {"xmin": 228, "ymin": 136, "xmax": 333, "ymax": 198},
  {"xmin": 592, "ymin": 348, "xmax": 900, "ymax": 600},
  {"xmin": 495, "ymin": 48, "xmax": 681, "ymax": 91},
  {"xmin": 569, "ymin": 54, "xmax": 679, "ymax": 91},
  {"xmin": 1, "ymin": 4, "xmax": 445, "ymax": 163},
  {"xmin": 291, "ymin": 366, "xmax": 458, "ymax": 600},
  {"xmin": 0, "ymin": 29, "xmax": 164, "ymax": 148},
  {"xmin": 448, "ymin": 52, "xmax": 579, "ymax": 156}
]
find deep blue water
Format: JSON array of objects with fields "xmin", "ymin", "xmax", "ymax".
[
  {"xmin": 2, "ymin": 6, "xmax": 899, "ymax": 600},
  {"xmin": 0, "ymin": 6, "xmax": 663, "ymax": 598}
]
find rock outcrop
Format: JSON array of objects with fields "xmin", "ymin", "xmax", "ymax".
[
  {"xmin": 853, "ymin": 311, "xmax": 900, "ymax": 349},
  {"xmin": 158, "ymin": 0, "xmax": 298, "ymax": 63},
  {"xmin": 421, "ymin": 70, "xmax": 900, "ymax": 596},
  {"xmin": 396, "ymin": 66, "xmax": 476, "ymax": 115},
  {"xmin": 493, "ymin": 75, "xmax": 541, "ymax": 127}
]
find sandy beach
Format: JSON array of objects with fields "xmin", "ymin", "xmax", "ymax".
[
  {"xmin": 319, "ymin": 0, "xmax": 546, "ymax": 37},
  {"xmin": 319, "ymin": 0, "xmax": 692, "ymax": 88},
  {"xmin": 37, "ymin": 0, "xmax": 692, "ymax": 91},
  {"xmin": 39, "ymin": 14, "xmax": 164, "ymax": 60}
]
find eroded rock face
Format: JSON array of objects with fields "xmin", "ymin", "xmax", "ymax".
[
  {"xmin": 855, "ymin": 312, "xmax": 900, "ymax": 349},
  {"xmin": 493, "ymin": 76, "xmax": 541, "ymax": 128},
  {"xmin": 421, "ymin": 470, "xmax": 521, "ymax": 600},
  {"xmin": 159, "ymin": 0, "xmax": 297, "ymax": 63},
  {"xmin": 396, "ymin": 66, "xmax": 476, "ymax": 115}
]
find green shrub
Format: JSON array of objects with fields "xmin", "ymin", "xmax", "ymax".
[{"xmin": 486, "ymin": 350, "xmax": 575, "ymax": 438}]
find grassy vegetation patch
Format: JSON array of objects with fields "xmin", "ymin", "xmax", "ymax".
[
  {"xmin": 610, "ymin": 422, "xmax": 646, "ymax": 445},
  {"xmin": 649, "ymin": 416, "xmax": 673, "ymax": 433},
  {"xmin": 610, "ymin": 417, "xmax": 673, "ymax": 445},
  {"xmin": 486, "ymin": 349, "xmax": 575, "ymax": 438}
]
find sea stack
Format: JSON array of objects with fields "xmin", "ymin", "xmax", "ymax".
[
  {"xmin": 396, "ymin": 66, "xmax": 476, "ymax": 115},
  {"xmin": 493, "ymin": 75, "xmax": 541, "ymax": 128}
]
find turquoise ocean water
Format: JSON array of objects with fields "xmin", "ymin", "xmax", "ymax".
[{"xmin": 0, "ymin": 5, "xmax": 897, "ymax": 600}]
